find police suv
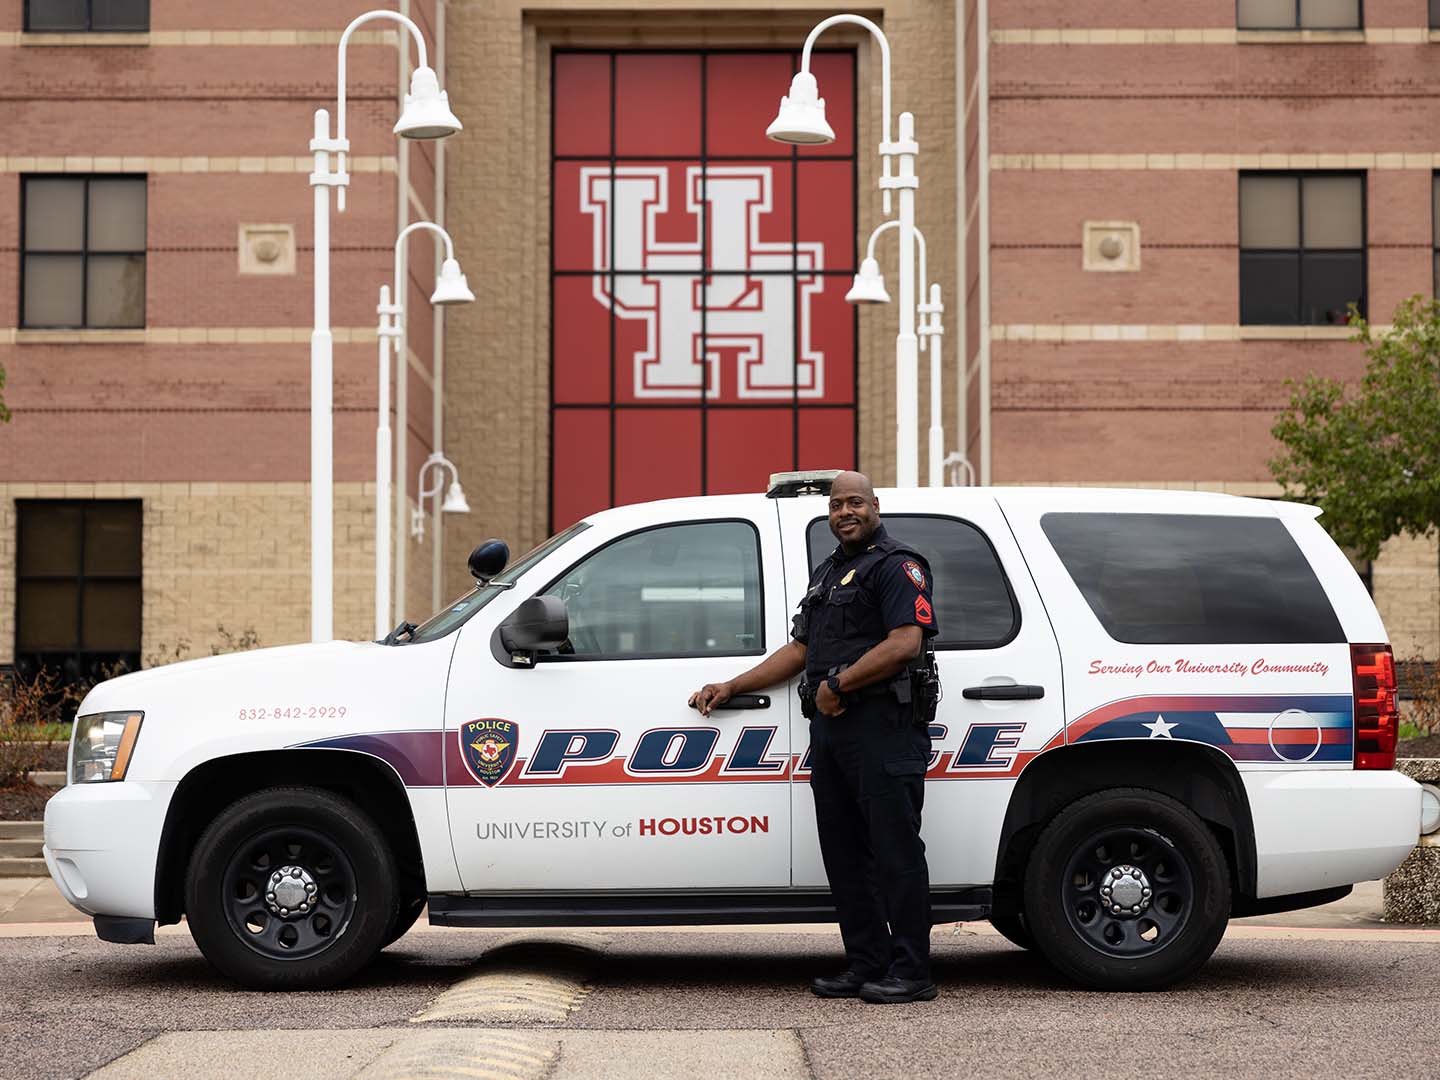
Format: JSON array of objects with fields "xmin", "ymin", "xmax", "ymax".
[{"xmin": 45, "ymin": 476, "xmax": 1421, "ymax": 991}]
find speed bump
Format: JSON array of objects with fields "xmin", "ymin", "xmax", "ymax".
[{"xmin": 408, "ymin": 934, "xmax": 608, "ymax": 1024}]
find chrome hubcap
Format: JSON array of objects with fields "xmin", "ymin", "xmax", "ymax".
[
  {"xmin": 1099, "ymin": 864, "xmax": 1152, "ymax": 917},
  {"xmin": 265, "ymin": 864, "xmax": 318, "ymax": 918}
]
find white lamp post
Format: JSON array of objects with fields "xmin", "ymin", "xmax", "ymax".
[
  {"xmin": 846, "ymin": 220, "xmax": 946, "ymax": 487},
  {"xmin": 374, "ymin": 223, "xmax": 474, "ymax": 639},
  {"xmin": 411, "ymin": 454, "xmax": 470, "ymax": 542},
  {"xmin": 309, "ymin": 9, "xmax": 460, "ymax": 643},
  {"xmin": 768, "ymin": 13, "xmax": 922, "ymax": 486}
]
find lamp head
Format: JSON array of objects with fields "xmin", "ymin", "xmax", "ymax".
[
  {"xmin": 394, "ymin": 65, "xmax": 462, "ymax": 140},
  {"xmin": 430, "ymin": 258, "xmax": 476, "ymax": 305},
  {"xmin": 765, "ymin": 71, "xmax": 835, "ymax": 145},
  {"xmin": 845, "ymin": 257, "xmax": 891, "ymax": 305},
  {"xmin": 441, "ymin": 479, "xmax": 471, "ymax": 515}
]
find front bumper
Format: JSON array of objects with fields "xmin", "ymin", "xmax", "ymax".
[
  {"xmin": 43, "ymin": 780, "xmax": 175, "ymax": 920},
  {"xmin": 1245, "ymin": 768, "xmax": 1421, "ymax": 898}
]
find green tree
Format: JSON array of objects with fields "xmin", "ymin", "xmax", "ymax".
[{"xmin": 1270, "ymin": 295, "xmax": 1440, "ymax": 565}]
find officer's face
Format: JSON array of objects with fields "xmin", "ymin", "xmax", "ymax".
[{"xmin": 828, "ymin": 485, "xmax": 880, "ymax": 546}]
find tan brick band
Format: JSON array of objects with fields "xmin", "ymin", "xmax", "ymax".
[
  {"xmin": 0, "ymin": 29, "xmax": 398, "ymax": 47},
  {"xmin": 4, "ymin": 327, "xmax": 377, "ymax": 345},
  {"xmin": 0, "ymin": 156, "xmax": 396, "ymax": 175},
  {"xmin": 992, "ymin": 324, "xmax": 1368, "ymax": 343},
  {"xmin": 990, "ymin": 28, "xmax": 1433, "ymax": 45},
  {"xmin": 991, "ymin": 152, "xmax": 1440, "ymax": 171}
]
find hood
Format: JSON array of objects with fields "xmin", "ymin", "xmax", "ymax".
[{"xmin": 77, "ymin": 640, "xmax": 387, "ymax": 715}]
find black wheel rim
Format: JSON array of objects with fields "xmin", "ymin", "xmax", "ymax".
[
  {"xmin": 220, "ymin": 825, "xmax": 357, "ymax": 961},
  {"xmin": 1061, "ymin": 825, "xmax": 1194, "ymax": 960}
]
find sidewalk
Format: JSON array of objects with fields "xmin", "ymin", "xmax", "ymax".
[{"xmin": 2, "ymin": 875, "xmax": 1428, "ymax": 939}]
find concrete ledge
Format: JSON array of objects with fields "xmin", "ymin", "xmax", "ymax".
[
  {"xmin": 28, "ymin": 771, "xmax": 65, "ymax": 788},
  {"xmin": 1236, "ymin": 29, "xmax": 1365, "ymax": 44},
  {"xmin": 1383, "ymin": 759, "xmax": 1440, "ymax": 923}
]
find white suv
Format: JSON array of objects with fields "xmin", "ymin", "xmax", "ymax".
[{"xmin": 45, "ymin": 480, "xmax": 1422, "ymax": 991}]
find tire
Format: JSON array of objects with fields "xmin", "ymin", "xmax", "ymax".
[
  {"xmin": 988, "ymin": 911, "xmax": 1034, "ymax": 950},
  {"xmin": 1022, "ymin": 787, "xmax": 1230, "ymax": 991},
  {"xmin": 383, "ymin": 886, "xmax": 426, "ymax": 948},
  {"xmin": 185, "ymin": 786, "xmax": 398, "ymax": 990}
]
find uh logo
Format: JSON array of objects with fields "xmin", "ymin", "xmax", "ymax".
[{"xmin": 580, "ymin": 165, "xmax": 827, "ymax": 399}]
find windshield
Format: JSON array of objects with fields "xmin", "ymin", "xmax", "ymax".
[{"xmin": 405, "ymin": 521, "xmax": 591, "ymax": 644}]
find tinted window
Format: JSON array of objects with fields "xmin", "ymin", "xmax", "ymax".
[
  {"xmin": 807, "ymin": 515, "xmax": 1018, "ymax": 649},
  {"xmin": 1041, "ymin": 512, "xmax": 1344, "ymax": 644},
  {"xmin": 15, "ymin": 499, "xmax": 142, "ymax": 686},
  {"xmin": 542, "ymin": 520, "xmax": 763, "ymax": 659}
]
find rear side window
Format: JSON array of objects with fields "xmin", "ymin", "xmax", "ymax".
[
  {"xmin": 807, "ymin": 515, "xmax": 1019, "ymax": 649},
  {"xmin": 1040, "ymin": 512, "xmax": 1344, "ymax": 644}
]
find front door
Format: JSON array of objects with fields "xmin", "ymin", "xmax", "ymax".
[
  {"xmin": 444, "ymin": 501, "xmax": 793, "ymax": 892},
  {"xmin": 777, "ymin": 491, "xmax": 1066, "ymax": 887}
]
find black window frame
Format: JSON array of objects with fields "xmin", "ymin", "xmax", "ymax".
[
  {"xmin": 23, "ymin": 0, "xmax": 150, "ymax": 31},
  {"xmin": 20, "ymin": 173, "xmax": 148, "ymax": 330},
  {"xmin": 1430, "ymin": 0, "xmax": 1439, "ymax": 29},
  {"xmin": 1238, "ymin": 170, "xmax": 1367, "ymax": 327},
  {"xmin": 1235, "ymin": 0, "xmax": 1363, "ymax": 30},
  {"xmin": 527, "ymin": 517, "xmax": 768, "ymax": 663},
  {"xmin": 547, "ymin": 47, "xmax": 861, "ymax": 531},
  {"xmin": 804, "ymin": 514, "xmax": 1022, "ymax": 651},
  {"xmin": 14, "ymin": 499, "xmax": 143, "ymax": 685}
]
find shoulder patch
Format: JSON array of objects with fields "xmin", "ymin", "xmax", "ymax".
[{"xmin": 902, "ymin": 559, "xmax": 926, "ymax": 591}]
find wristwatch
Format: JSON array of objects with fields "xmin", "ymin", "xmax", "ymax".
[{"xmin": 825, "ymin": 675, "xmax": 845, "ymax": 702}]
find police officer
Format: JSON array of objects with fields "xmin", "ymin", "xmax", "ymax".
[{"xmin": 690, "ymin": 471, "xmax": 939, "ymax": 1004}]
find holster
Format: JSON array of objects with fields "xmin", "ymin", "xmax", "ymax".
[
  {"xmin": 906, "ymin": 643, "xmax": 942, "ymax": 728},
  {"xmin": 797, "ymin": 680, "xmax": 818, "ymax": 720}
]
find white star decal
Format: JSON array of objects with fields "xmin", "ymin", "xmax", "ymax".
[{"xmin": 1143, "ymin": 714, "xmax": 1178, "ymax": 740}]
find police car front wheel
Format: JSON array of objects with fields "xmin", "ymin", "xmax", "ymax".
[
  {"xmin": 184, "ymin": 786, "xmax": 400, "ymax": 990},
  {"xmin": 1023, "ymin": 788, "xmax": 1230, "ymax": 991}
]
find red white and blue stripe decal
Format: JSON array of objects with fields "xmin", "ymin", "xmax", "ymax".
[
  {"xmin": 293, "ymin": 693, "xmax": 1352, "ymax": 788},
  {"xmin": 1056, "ymin": 694, "xmax": 1353, "ymax": 764}
]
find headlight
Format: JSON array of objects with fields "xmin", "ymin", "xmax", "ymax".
[{"xmin": 71, "ymin": 712, "xmax": 144, "ymax": 784}]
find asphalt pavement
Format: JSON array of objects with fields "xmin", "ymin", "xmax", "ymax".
[{"xmin": 2, "ymin": 879, "xmax": 1437, "ymax": 1079}]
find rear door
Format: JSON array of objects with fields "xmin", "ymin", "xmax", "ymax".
[
  {"xmin": 998, "ymin": 493, "xmax": 1357, "ymax": 772},
  {"xmin": 776, "ymin": 491, "xmax": 1066, "ymax": 887}
]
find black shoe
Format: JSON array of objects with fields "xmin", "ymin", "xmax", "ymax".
[
  {"xmin": 810, "ymin": 969, "xmax": 876, "ymax": 998},
  {"xmin": 858, "ymin": 975, "xmax": 939, "ymax": 1004}
]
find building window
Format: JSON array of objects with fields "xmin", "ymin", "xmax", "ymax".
[
  {"xmin": 15, "ymin": 501, "xmax": 142, "ymax": 686},
  {"xmin": 549, "ymin": 50, "xmax": 858, "ymax": 528},
  {"xmin": 21, "ymin": 175, "xmax": 146, "ymax": 329},
  {"xmin": 24, "ymin": 0, "xmax": 148, "ymax": 31},
  {"xmin": 1237, "ymin": 0, "xmax": 1361, "ymax": 29},
  {"xmin": 1239, "ymin": 172, "xmax": 1365, "ymax": 325},
  {"xmin": 1432, "ymin": 0, "xmax": 1440, "ymax": 29}
]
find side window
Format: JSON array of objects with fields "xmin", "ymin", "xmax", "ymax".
[
  {"xmin": 541, "ymin": 520, "xmax": 763, "ymax": 659},
  {"xmin": 806, "ymin": 515, "xmax": 1019, "ymax": 649},
  {"xmin": 1040, "ymin": 512, "xmax": 1345, "ymax": 645}
]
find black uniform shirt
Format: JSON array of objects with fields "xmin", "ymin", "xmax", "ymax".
[{"xmin": 792, "ymin": 524, "xmax": 938, "ymax": 682}]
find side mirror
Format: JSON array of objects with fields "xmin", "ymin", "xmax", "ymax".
[
  {"xmin": 498, "ymin": 595, "xmax": 569, "ymax": 657},
  {"xmin": 468, "ymin": 539, "xmax": 510, "ymax": 583}
]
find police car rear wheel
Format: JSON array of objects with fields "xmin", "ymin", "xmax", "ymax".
[
  {"xmin": 1023, "ymin": 788, "xmax": 1230, "ymax": 991},
  {"xmin": 185, "ymin": 786, "xmax": 399, "ymax": 990}
]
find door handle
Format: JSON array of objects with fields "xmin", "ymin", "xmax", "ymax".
[
  {"xmin": 962, "ymin": 684, "xmax": 1045, "ymax": 701},
  {"xmin": 715, "ymin": 694, "xmax": 771, "ymax": 710}
]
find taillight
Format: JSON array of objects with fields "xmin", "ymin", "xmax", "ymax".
[{"xmin": 1352, "ymin": 643, "xmax": 1399, "ymax": 770}]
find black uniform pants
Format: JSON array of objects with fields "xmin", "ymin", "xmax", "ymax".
[{"xmin": 808, "ymin": 696, "xmax": 932, "ymax": 981}]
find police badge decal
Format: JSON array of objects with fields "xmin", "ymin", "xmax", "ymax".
[{"xmin": 460, "ymin": 718, "xmax": 518, "ymax": 787}]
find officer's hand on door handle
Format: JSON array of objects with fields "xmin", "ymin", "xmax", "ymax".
[
  {"xmin": 814, "ymin": 679, "xmax": 846, "ymax": 717},
  {"xmin": 689, "ymin": 681, "xmax": 735, "ymax": 716}
]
